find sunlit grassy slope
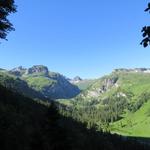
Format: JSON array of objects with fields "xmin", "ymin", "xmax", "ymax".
[
  {"xmin": 25, "ymin": 76, "xmax": 56, "ymax": 91},
  {"xmin": 111, "ymin": 100, "xmax": 150, "ymax": 137}
]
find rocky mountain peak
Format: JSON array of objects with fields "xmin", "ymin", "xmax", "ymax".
[
  {"xmin": 26, "ymin": 65, "xmax": 49, "ymax": 76},
  {"xmin": 11, "ymin": 66, "xmax": 25, "ymax": 71},
  {"xmin": 69, "ymin": 76, "xmax": 83, "ymax": 84},
  {"xmin": 73, "ymin": 76, "xmax": 82, "ymax": 81},
  {"xmin": 9, "ymin": 66, "xmax": 27, "ymax": 76}
]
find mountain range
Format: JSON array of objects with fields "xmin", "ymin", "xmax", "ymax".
[
  {"xmin": 0, "ymin": 65, "xmax": 81, "ymax": 100},
  {"xmin": 1, "ymin": 65, "xmax": 150, "ymax": 139}
]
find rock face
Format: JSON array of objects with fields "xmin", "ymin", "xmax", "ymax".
[
  {"xmin": 114, "ymin": 68, "xmax": 150, "ymax": 73},
  {"xmin": 78, "ymin": 68, "xmax": 150, "ymax": 102},
  {"xmin": 102, "ymin": 77, "xmax": 118, "ymax": 91},
  {"xmin": 85, "ymin": 76, "xmax": 118, "ymax": 98},
  {"xmin": 9, "ymin": 66, "xmax": 27, "ymax": 76},
  {"xmin": 69, "ymin": 76, "xmax": 83, "ymax": 84},
  {"xmin": 25, "ymin": 65, "xmax": 49, "ymax": 76},
  {"xmin": 74, "ymin": 76, "xmax": 82, "ymax": 81},
  {"xmin": 9, "ymin": 65, "xmax": 49, "ymax": 77}
]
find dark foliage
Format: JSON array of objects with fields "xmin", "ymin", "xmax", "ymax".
[
  {"xmin": 131, "ymin": 92, "xmax": 150, "ymax": 112},
  {"xmin": 141, "ymin": 3, "xmax": 150, "ymax": 47},
  {"xmin": 58, "ymin": 93, "xmax": 129, "ymax": 132},
  {"xmin": 0, "ymin": 85, "xmax": 149, "ymax": 150},
  {"xmin": 0, "ymin": 0, "xmax": 16, "ymax": 40}
]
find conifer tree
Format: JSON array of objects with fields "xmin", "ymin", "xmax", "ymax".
[{"xmin": 0, "ymin": 0, "xmax": 16, "ymax": 40}]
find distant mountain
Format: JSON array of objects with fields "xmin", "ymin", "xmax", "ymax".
[
  {"xmin": 71, "ymin": 76, "xmax": 83, "ymax": 83},
  {"xmin": 1, "ymin": 65, "xmax": 80, "ymax": 100},
  {"xmin": 68, "ymin": 76, "xmax": 96, "ymax": 90}
]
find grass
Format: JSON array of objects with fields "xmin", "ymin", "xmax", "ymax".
[
  {"xmin": 57, "ymin": 99, "xmax": 73, "ymax": 106},
  {"xmin": 111, "ymin": 100, "xmax": 150, "ymax": 137},
  {"xmin": 25, "ymin": 76, "xmax": 56, "ymax": 91}
]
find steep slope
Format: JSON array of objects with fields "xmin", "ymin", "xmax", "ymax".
[
  {"xmin": 111, "ymin": 100, "xmax": 150, "ymax": 137},
  {"xmin": 8, "ymin": 65, "xmax": 81, "ymax": 99},
  {"xmin": 0, "ymin": 71, "xmax": 47, "ymax": 100},
  {"xmin": 0, "ymin": 84, "xmax": 149, "ymax": 150},
  {"xmin": 76, "ymin": 69, "xmax": 150, "ymax": 103}
]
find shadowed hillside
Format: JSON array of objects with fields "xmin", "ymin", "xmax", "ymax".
[{"xmin": 0, "ymin": 84, "xmax": 150, "ymax": 150}]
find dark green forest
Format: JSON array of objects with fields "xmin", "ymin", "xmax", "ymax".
[{"xmin": 0, "ymin": 84, "xmax": 150, "ymax": 150}]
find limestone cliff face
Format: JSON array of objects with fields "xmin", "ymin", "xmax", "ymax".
[
  {"xmin": 114, "ymin": 68, "xmax": 150, "ymax": 73},
  {"xmin": 77, "ymin": 68, "xmax": 150, "ymax": 101},
  {"xmin": 25, "ymin": 65, "xmax": 49, "ymax": 76},
  {"xmin": 9, "ymin": 66, "xmax": 27, "ymax": 76},
  {"xmin": 84, "ymin": 76, "xmax": 118, "ymax": 99}
]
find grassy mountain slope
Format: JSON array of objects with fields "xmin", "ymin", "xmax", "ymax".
[
  {"xmin": 75, "ymin": 71, "xmax": 150, "ymax": 106},
  {"xmin": 111, "ymin": 100, "xmax": 150, "ymax": 137},
  {"xmin": 0, "ymin": 65, "xmax": 81, "ymax": 100},
  {"xmin": 59, "ymin": 69, "xmax": 150, "ymax": 138},
  {"xmin": 0, "ymin": 71, "xmax": 47, "ymax": 100},
  {"xmin": 24, "ymin": 76, "xmax": 56, "ymax": 91},
  {"xmin": 22, "ymin": 71, "xmax": 80, "ymax": 99}
]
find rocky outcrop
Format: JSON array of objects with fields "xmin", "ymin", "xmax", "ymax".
[
  {"xmin": 25, "ymin": 65, "xmax": 49, "ymax": 76},
  {"xmin": 114, "ymin": 68, "xmax": 150, "ymax": 73},
  {"xmin": 85, "ymin": 76, "xmax": 119, "ymax": 99},
  {"xmin": 69, "ymin": 76, "xmax": 83, "ymax": 84},
  {"xmin": 74, "ymin": 76, "xmax": 82, "ymax": 81},
  {"xmin": 102, "ymin": 77, "xmax": 118, "ymax": 91},
  {"xmin": 9, "ymin": 66, "xmax": 27, "ymax": 76}
]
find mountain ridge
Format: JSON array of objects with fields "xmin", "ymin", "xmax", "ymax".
[{"xmin": 0, "ymin": 65, "xmax": 81, "ymax": 100}]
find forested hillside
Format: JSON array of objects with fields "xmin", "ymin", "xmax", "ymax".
[
  {"xmin": 0, "ymin": 84, "xmax": 149, "ymax": 150},
  {"xmin": 59, "ymin": 69, "xmax": 150, "ymax": 138}
]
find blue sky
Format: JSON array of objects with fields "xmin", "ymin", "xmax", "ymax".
[{"xmin": 1, "ymin": 0, "xmax": 150, "ymax": 78}]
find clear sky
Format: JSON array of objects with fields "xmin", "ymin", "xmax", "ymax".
[{"xmin": 1, "ymin": 0, "xmax": 150, "ymax": 78}]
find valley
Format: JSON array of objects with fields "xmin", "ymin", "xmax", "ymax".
[
  {"xmin": 58, "ymin": 68, "xmax": 150, "ymax": 138},
  {"xmin": 1, "ymin": 1, "xmax": 150, "ymax": 149},
  {"xmin": 1, "ymin": 65, "xmax": 150, "ymax": 149}
]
